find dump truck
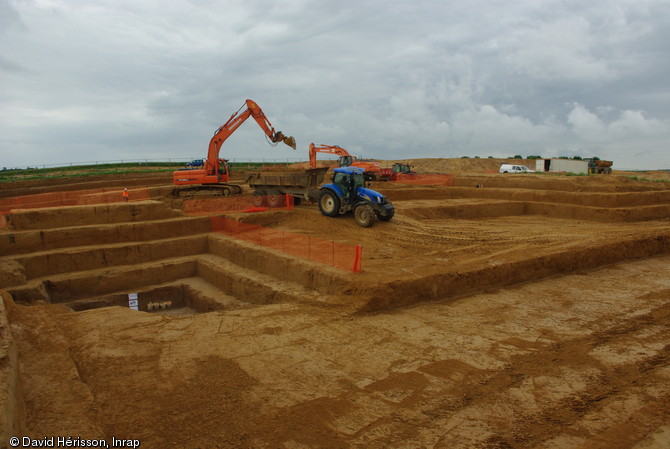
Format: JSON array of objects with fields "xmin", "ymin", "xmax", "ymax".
[
  {"xmin": 586, "ymin": 158, "xmax": 613, "ymax": 174},
  {"xmin": 246, "ymin": 166, "xmax": 395, "ymax": 227},
  {"xmin": 247, "ymin": 167, "xmax": 330, "ymax": 207}
]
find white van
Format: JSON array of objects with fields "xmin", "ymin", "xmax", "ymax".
[{"xmin": 499, "ymin": 164, "xmax": 534, "ymax": 173}]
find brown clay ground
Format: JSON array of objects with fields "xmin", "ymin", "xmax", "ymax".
[{"xmin": 1, "ymin": 162, "xmax": 670, "ymax": 448}]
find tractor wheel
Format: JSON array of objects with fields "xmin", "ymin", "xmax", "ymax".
[
  {"xmin": 267, "ymin": 191, "xmax": 285, "ymax": 207},
  {"xmin": 354, "ymin": 204, "xmax": 376, "ymax": 227},
  {"xmin": 378, "ymin": 207, "xmax": 395, "ymax": 222},
  {"xmin": 318, "ymin": 189, "xmax": 340, "ymax": 217},
  {"xmin": 251, "ymin": 191, "xmax": 265, "ymax": 207}
]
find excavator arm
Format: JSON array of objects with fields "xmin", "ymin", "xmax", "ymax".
[
  {"xmin": 308, "ymin": 143, "xmax": 352, "ymax": 169},
  {"xmin": 205, "ymin": 99, "xmax": 296, "ymax": 173}
]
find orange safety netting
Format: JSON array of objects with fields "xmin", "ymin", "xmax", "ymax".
[
  {"xmin": 0, "ymin": 187, "xmax": 152, "ymax": 214},
  {"xmin": 183, "ymin": 194, "xmax": 295, "ymax": 215},
  {"xmin": 392, "ymin": 174, "xmax": 455, "ymax": 186},
  {"xmin": 210, "ymin": 216, "xmax": 362, "ymax": 273}
]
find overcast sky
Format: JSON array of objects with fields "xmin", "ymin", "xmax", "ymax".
[{"xmin": 1, "ymin": 0, "xmax": 669, "ymax": 170}]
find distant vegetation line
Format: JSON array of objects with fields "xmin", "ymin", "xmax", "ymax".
[
  {"xmin": 2, "ymin": 158, "xmax": 309, "ymax": 171},
  {"xmin": 0, "ymin": 160, "xmax": 307, "ymax": 182}
]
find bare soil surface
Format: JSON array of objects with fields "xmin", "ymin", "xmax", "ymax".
[{"xmin": 2, "ymin": 160, "xmax": 670, "ymax": 448}]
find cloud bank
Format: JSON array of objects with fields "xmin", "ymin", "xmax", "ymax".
[{"xmin": 1, "ymin": 0, "xmax": 669, "ymax": 169}]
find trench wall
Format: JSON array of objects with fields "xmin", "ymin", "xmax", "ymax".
[
  {"xmin": 451, "ymin": 174, "xmax": 670, "ymax": 192},
  {"xmin": 0, "ymin": 187, "xmax": 150, "ymax": 213},
  {"xmin": 207, "ymin": 234, "xmax": 357, "ymax": 295},
  {"xmin": 64, "ymin": 282, "xmax": 228, "ymax": 313},
  {"xmin": 7, "ymin": 259, "xmax": 198, "ymax": 304},
  {"xmin": 0, "ymin": 216, "xmax": 211, "ymax": 256},
  {"xmin": 360, "ymin": 233, "xmax": 670, "ymax": 312},
  {"xmin": 210, "ymin": 216, "xmax": 363, "ymax": 273},
  {"xmin": 0, "ymin": 172, "xmax": 172, "ymax": 199},
  {"xmin": 0, "ymin": 291, "xmax": 26, "ymax": 446},
  {"xmin": 10, "ymin": 236, "xmax": 208, "ymax": 284},
  {"xmin": 382, "ymin": 186, "xmax": 670, "ymax": 208},
  {"xmin": 5, "ymin": 201, "xmax": 181, "ymax": 230},
  {"xmin": 401, "ymin": 200, "xmax": 670, "ymax": 222}
]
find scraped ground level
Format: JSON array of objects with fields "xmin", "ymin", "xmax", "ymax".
[{"xmin": 1, "ymin": 171, "xmax": 670, "ymax": 448}]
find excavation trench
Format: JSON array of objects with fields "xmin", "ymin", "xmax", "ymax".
[
  {"xmin": 359, "ymin": 232, "xmax": 670, "ymax": 312},
  {"xmin": 398, "ymin": 199, "xmax": 670, "ymax": 222},
  {"xmin": 66, "ymin": 280, "xmax": 240, "ymax": 314},
  {"xmin": 3, "ymin": 170, "xmax": 670, "ymax": 448},
  {"xmin": 3, "ymin": 185, "xmax": 670, "ymax": 317}
]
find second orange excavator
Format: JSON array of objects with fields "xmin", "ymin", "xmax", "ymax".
[
  {"xmin": 308, "ymin": 143, "xmax": 383, "ymax": 181},
  {"xmin": 173, "ymin": 99, "xmax": 296, "ymax": 196}
]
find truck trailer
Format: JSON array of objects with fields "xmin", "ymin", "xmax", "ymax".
[{"xmin": 535, "ymin": 159, "xmax": 589, "ymax": 174}]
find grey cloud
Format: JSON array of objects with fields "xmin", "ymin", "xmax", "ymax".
[{"xmin": 1, "ymin": 0, "xmax": 669, "ymax": 170}]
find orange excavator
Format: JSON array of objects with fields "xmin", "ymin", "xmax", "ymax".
[
  {"xmin": 308, "ymin": 143, "xmax": 383, "ymax": 181},
  {"xmin": 173, "ymin": 99, "xmax": 296, "ymax": 196}
]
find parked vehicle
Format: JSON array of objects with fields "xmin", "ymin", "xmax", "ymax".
[
  {"xmin": 585, "ymin": 158, "xmax": 613, "ymax": 174},
  {"xmin": 499, "ymin": 164, "xmax": 534, "ymax": 174},
  {"xmin": 186, "ymin": 159, "xmax": 204, "ymax": 167}
]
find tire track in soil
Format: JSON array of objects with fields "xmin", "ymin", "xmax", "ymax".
[
  {"xmin": 231, "ymin": 295, "xmax": 670, "ymax": 449},
  {"xmin": 425, "ymin": 297, "xmax": 670, "ymax": 449}
]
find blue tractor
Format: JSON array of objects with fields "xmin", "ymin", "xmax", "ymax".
[{"xmin": 318, "ymin": 166, "xmax": 395, "ymax": 227}]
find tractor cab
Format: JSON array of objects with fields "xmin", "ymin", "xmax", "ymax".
[{"xmin": 331, "ymin": 167, "xmax": 365, "ymax": 200}]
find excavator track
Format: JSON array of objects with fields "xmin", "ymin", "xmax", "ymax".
[{"xmin": 172, "ymin": 184, "xmax": 243, "ymax": 199}]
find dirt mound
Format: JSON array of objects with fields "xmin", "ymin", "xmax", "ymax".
[{"xmin": 382, "ymin": 157, "xmax": 535, "ymax": 173}]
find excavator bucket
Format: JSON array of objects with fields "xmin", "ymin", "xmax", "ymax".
[{"xmin": 283, "ymin": 135, "xmax": 297, "ymax": 150}]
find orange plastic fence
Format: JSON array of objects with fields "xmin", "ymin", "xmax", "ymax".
[
  {"xmin": 210, "ymin": 216, "xmax": 362, "ymax": 273},
  {"xmin": 183, "ymin": 194, "xmax": 295, "ymax": 215},
  {"xmin": 0, "ymin": 187, "xmax": 151, "ymax": 214},
  {"xmin": 393, "ymin": 174, "xmax": 455, "ymax": 186}
]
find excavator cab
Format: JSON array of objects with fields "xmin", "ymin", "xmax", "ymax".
[
  {"xmin": 391, "ymin": 163, "xmax": 416, "ymax": 177},
  {"xmin": 217, "ymin": 159, "xmax": 228, "ymax": 176},
  {"xmin": 339, "ymin": 155, "xmax": 354, "ymax": 167}
]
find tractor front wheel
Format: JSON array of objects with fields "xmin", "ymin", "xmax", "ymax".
[
  {"xmin": 318, "ymin": 190, "xmax": 340, "ymax": 217},
  {"xmin": 354, "ymin": 204, "xmax": 376, "ymax": 227}
]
